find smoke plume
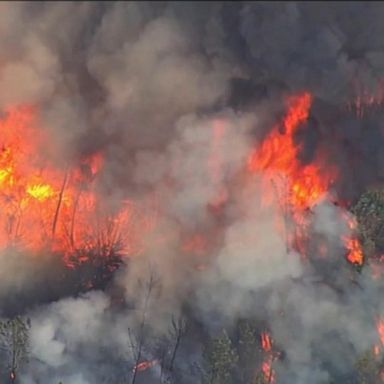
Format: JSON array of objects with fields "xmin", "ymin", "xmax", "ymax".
[{"xmin": 0, "ymin": 2, "xmax": 384, "ymax": 384}]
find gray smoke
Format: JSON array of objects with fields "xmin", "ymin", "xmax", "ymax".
[{"xmin": 0, "ymin": 2, "xmax": 382, "ymax": 384}]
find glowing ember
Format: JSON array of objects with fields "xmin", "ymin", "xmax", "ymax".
[
  {"xmin": 133, "ymin": 359, "xmax": 160, "ymax": 372},
  {"xmin": 342, "ymin": 214, "xmax": 364, "ymax": 266},
  {"xmin": 260, "ymin": 332, "xmax": 275, "ymax": 383},
  {"xmin": 262, "ymin": 357, "xmax": 275, "ymax": 384},
  {"xmin": 261, "ymin": 331, "xmax": 272, "ymax": 352}
]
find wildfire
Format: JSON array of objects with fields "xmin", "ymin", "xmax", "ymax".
[
  {"xmin": 248, "ymin": 92, "xmax": 333, "ymax": 210},
  {"xmin": 246, "ymin": 91, "xmax": 365, "ymax": 267},
  {"xmin": 0, "ymin": 104, "xmax": 151, "ymax": 266},
  {"xmin": 247, "ymin": 92, "xmax": 337, "ymax": 261}
]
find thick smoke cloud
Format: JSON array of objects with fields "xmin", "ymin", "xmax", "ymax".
[{"xmin": 0, "ymin": 2, "xmax": 383, "ymax": 384}]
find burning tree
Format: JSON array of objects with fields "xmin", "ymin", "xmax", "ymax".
[{"xmin": 0, "ymin": 105, "xmax": 151, "ymax": 273}]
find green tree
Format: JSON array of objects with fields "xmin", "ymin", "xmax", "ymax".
[
  {"xmin": 203, "ymin": 330, "xmax": 238, "ymax": 384},
  {"xmin": 235, "ymin": 319, "xmax": 261, "ymax": 383},
  {"xmin": 352, "ymin": 188, "xmax": 384, "ymax": 260},
  {"xmin": 354, "ymin": 349, "xmax": 382, "ymax": 384}
]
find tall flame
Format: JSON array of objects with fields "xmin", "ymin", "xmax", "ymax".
[
  {"xmin": 247, "ymin": 91, "xmax": 363, "ymax": 266},
  {"xmin": 248, "ymin": 92, "xmax": 333, "ymax": 209}
]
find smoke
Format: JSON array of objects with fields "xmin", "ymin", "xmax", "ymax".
[{"xmin": 0, "ymin": 2, "xmax": 382, "ymax": 383}]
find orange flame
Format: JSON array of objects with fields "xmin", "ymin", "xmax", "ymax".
[
  {"xmin": 344, "ymin": 238, "xmax": 363, "ymax": 265},
  {"xmin": 260, "ymin": 332, "xmax": 275, "ymax": 383},
  {"xmin": 247, "ymin": 92, "xmax": 337, "ymax": 260},
  {"xmin": 262, "ymin": 357, "xmax": 275, "ymax": 384},
  {"xmin": 248, "ymin": 92, "xmax": 334, "ymax": 210},
  {"xmin": 0, "ymin": 105, "xmax": 153, "ymax": 266},
  {"xmin": 247, "ymin": 91, "xmax": 365, "ymax": 267},
  {"xmin": 261, "ymin": 331, "xmax": 272, "ymax": 352},
  {"xmin": 342, "ymin": 214, "xmax": 364, "ymax": 266}
]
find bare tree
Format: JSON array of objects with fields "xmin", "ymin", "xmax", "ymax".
[
  {"xmin": 159, "ymin": 314, "xmax": 188, "ymax": 383},
  {"xmin": 167, "ymin": 315, "xmax": 187, "ymax": 373},
  {"xmin": 52, "ymin": 169, "xmax": 69, "ymax": 239},
  {"xmin": 0, "ymin": 316, "xmax": 30, "ymax": 382},
  {"xmin": 129, "ymin": 266, "xmax": 159, "ymax": 384},
  {"xmin": 271, "ymin": 175, "xmax": 291, "ymax": 253}
]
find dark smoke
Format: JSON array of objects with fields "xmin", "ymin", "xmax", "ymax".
[{"xmin": 0, "ymin": 2, "xmax": 384, "ymax": 383}]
